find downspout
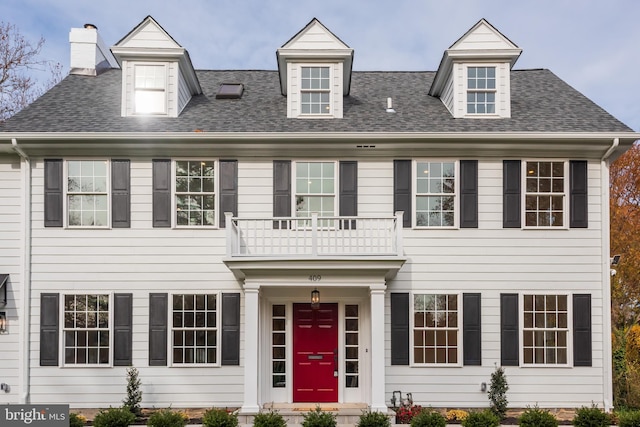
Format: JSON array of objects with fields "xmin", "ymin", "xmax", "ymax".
[
  {"xmin": 600, "ymin": 137, "xmax": 618, "ymax": 411},
  {"xmin": 11, "ymin": 139, "xmax": 31, "ymax": 404}
]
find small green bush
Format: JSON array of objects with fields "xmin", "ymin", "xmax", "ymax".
[
  {"xmin": 572, "ymin": 404, "xmax": 611, "ymax": 427},
  {"xmin": 518, "ymin": 405, "xmax": 558, "ymax": 427},
  {"xmin": 202, "ymin": 408, "xmax": 239, "ymax": 427},
  {"xmin": 409, "ymin": 409, "xmax": 446, "ymax": 427},
  {"xmin": 488, "ymin": 365, "xmax": 509, "ymax": 419},
  {"xmin": 253, "ymin": 410, "xmax": 287, "ymax": 427},
  {"xmin": 461, "ymin": 409, "xmax": 500, "ymax": 427},
  {"xmin": 93, "ymin": 407, "xmax": 136, "ymax": 427},
  {"xmin": 147, "ymin": 409, "xmax": 188, "ymax": 427},
  {"xmin": 301, "ymin": 407, "xmax": 337, "ymax": 427},
  {"xmin": 618, "ymin": 409, "xmax": 640, "ymax": 427},
  {"xmin": 357, "ymin": 409, "xmax": 391, "ymax": 427},
  {"xmin": 69, "ymin": 413, "xmax": 86, "ymax": 427}
]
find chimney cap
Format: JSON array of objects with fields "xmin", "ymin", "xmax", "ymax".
[{"xmin": 84, "ymin": 23, "xmax": 97, "ymax": 30}]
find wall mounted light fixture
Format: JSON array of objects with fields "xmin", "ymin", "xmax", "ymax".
[
  {"xmin": 0, "ymin": 312, "xmax": 6, "ymax": 334},
  {"xmin": 311, "ymin": 288, "xmax": 320, "ymax": 309}
]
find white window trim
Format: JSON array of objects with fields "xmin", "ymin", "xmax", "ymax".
[
  {"xmin": 60, "ymin": 292, "xmax": 113, "ymax": 368},
  {"xmin": 270, "ymin": 303, "xmax": 288, "ymax": 389},
  {"xmin": 297, "ymin": 64, "xmax": 334, "ymax": 118},
  {"xmin": 410, "ymin": 291, "xmax": 463, "ymax": 367},
  {"xmin": 412, "ymin": 159, "xmax": 460, "ymax": 229},
  {"xmin": 132, "ymin": 62, "xmax": 169, "ymax": 116},
  {"xmin": 64, "ymin": 159, "xmax": 111, "ymax": 229},
  {"xmin": 168, "ymin": 291, "xmax": 221, "ymax": 368},
  {"xmin": 172, "ymin": 159, "xmax": 219, "ymax": 229},
  {"xmin": 519, "ymin": 292, "xmax": 573, "ymax": 367},
  {"xmin": 292, "ymin": 160, "xmax": 339, "ymax": 220},
  {"xmin": 464, "ymin": 64, "xmax": 499, "ymax": 118},
  {"xmin": 521, "ymin": 160, "xmax": 569, "ymax": 230}
]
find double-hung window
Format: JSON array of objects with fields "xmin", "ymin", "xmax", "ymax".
[
  {"xmin": 300, "ymin": 66, "xmax": 331, "ymax": 115},
  {"xmin": 524, "ymin": 161, "xmax": 566, "ymax": 227},
  {"xmin": 522, "ymin": 294, "xmax": 569, "ymax": 365},
  {"xmin": 63, "ymin": 294, "xmax": 110, "ymax": 365},
  {"xmin": 415, "ymin": 161, "xmax": 457, "ymax": 227},
  {"xmin": 467, "ymin": 66, "xmax": 496, "ymax": 114},
  {"xmin": 134, "ymin": 64, "xmax": 167, "ymax": 114},
  {"xmin": 295, "ymin": 161, "xmax": 336, "ymax": 225},
  {"xmin": 67, "ymin": 160, "xmax": 109, "ymax": 227},
  {"xmin": 413, "ymin": 293, "xmax": 460, "ymax": 365},
  {"xmin": 172, "ymin": 293, "xmax": 218, "ymax": 365},
  {"xmin": 175, "ymin": 160, "xmax": 216, "ymax": 227}
]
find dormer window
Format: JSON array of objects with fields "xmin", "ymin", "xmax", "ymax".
[
  {"xmin": 301, "ymin": 66, "xmax": 331, "ymax": 115},
  {"xmin": 134, "ymin": 64, "xmax": 167, "ymax": 114},
  {"xmin": 466, "ymin": 66, "xmax": 496, "ymax": 114}
]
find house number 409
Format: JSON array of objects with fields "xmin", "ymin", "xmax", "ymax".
[{"xmin": 309, "ymin": 275, "xmax": 322, "ymax": 281}]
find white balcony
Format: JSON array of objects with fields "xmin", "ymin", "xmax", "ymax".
[{"xmin": 225, "ymin": 212, "xmax": 404, "ymax": 258}]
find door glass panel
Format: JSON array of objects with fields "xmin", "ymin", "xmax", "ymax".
[
  {"xmin": 272, "ymin": 304, "xmax": 286, "ymax": 388},
  {"xmin": 345, "ymin": 304, "xmax": 359, "ymax": 388}
]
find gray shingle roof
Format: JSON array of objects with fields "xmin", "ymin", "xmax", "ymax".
[{"xmin": 1, "ymin": 68, "xmax": 633, "ymax": 134}]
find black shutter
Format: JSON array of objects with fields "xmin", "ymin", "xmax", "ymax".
[
  {"xmin": 573, "ymin": 294, "xmax": 592, "ymax": 366},
  {"xmin": 273, "ymin": 161, "xmax": 291, "ymax": 229},
  {"xmin": 339, "ymin": 161, "xmax": 357, "ymax": 229},
  {"xmin": 219, "ymin": 160, "xmax": 238, "ymax": 228},
  {"xmin": 390, "ymin": 293, "xmax": 409, "ymax": 365},
  {"xmin": 394, "ymin": 160, "xmax": 412, "ymax": 228},
  {"xmin": 44, "ymin": 159, "xmax": 63, "ymax": 227},
  {"xmin": 503, "ymin": 160, "xmax": 521, "ymax": 228},
  {"xmin": 149, "ymin": 293, "xmax": 168, "ymax": 366},
  {"xmin": 152, "ymin": 160, "xmax": 171, "ymax": 228},
  {"xmin": 113, "ymin": 293, "xmax": 133, "ymax": 366},
  {"xmin": 111, "ymin": 159, "xmax": 131, "ymax": 228},
  {"xmin": 460, "ymin": 160, "xmax": 478, "ymax": 228},
  {"xmin": 40, "ymin": 293, "xmax": 59, "ymax": 366},
  {"xmin": 500, "ymin": 293, "xmax": 519, "ymax": 366},
  {"xmin": 570, "ymin": 161, "xmax": 588, "ymax": 228},
  {"xmin": 221, "ymin": 293, "xmax": 240, "ymax": 365},
  {"xmin": 463, "ymin": 293, "xmax": 482, "ymax": 365}
]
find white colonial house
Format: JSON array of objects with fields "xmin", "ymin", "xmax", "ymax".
[{"xmin": 0, "ymin": 16, "xmax": 638, "ymax": 413}]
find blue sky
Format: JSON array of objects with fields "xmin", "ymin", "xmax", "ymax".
[{"xmin": 2, "ymin": 0, "xmax": 639, "ymax": 131}]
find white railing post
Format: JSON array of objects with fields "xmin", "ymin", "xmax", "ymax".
[
  {"xmin": 311, "ymin": 213, "xmax": 318, "ymax": 256},
  {"xmin": 395, "ymin": 211, "xmax": 404, "ymax": 255},
  {"xmin": 225, "ymin": 212, "xmax": 234, "ymax": 256}
]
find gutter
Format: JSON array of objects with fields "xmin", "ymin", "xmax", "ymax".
[
  {"xmin": 600, "ymin": 137, "xmax": 619, "ymax": 161},
  {"xmin": 11, "ymin": 139, "xmax": 31, "ymax": 404}
]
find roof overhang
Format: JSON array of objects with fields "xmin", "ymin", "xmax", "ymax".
[
  {"xmin": 2, "ymin": 132, "xmax": 637, "ymax": 161},
  {"xmin": 222, "ymin": 257, "xmax": 407, "ymax": 282}
]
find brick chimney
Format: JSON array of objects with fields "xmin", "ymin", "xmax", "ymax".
[{"xmin": 69, "ymin": 24, "xmax": 119, "ymax": 76}]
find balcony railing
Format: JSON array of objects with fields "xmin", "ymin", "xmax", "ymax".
[{"xmin": 225, "ymin": 212, "xmax": 404, "ymax": 257}]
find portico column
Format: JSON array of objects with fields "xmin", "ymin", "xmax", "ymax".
[
  {"xmin": 240, "ymin": 285, "xmax": 260, "ymax": 413},
  {"xmin": 370, "ymin": 287, "xmax": 387, "ymax": 411}
]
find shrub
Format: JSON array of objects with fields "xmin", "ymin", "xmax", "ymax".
[
  {"xmin": 409, "ymin": 409, "xmax": 446, "ymax": 427},
  {"xmin": 253, "ymin": 410, "xmax": 287, "ymax": 427},
  {"xmin": 461, "ymin": 410, "xmax": 500, "ymax": 427},
  {"xmin": 488, "ymin": 365, "xmax": 508, "ymax": 419},
  {"xmin": 518, "ymin": 405, "xmax": 558, "ymax": 427},
  {"xmin": 618, "ymin": 409, "xmax": 640, "ymax": 427},
  {"xmin": 301, "ymin": 406, "xmax": 337, "ymax": 427},
  {"xmin": 395, "ymin": 405, "xmax": 422, "ymax": 424},
  {"xmin": 93, "ymin": 407, "xmax": 136, "ymax": 427},
  {"xmin": 69, "ymin": 413, "xmax": 86, "ymax": 427},
  {"xmin": 202, "ymin": 408, "xmax": 239, "ymax": 427},
  {"xmin": 147, "ymin": 409, "xmax": 189, "ymax": 427},
  {"xmin": 445, "ymin": 409, "xmax": 468, "ymax": 422},
  {"xmin": 572, "ymin": 404, "xmax": 611, "ymax": 427},
  {"xmin": 357, "ymin": 409, "xmax": 391, "ymax": 427},
  {"xmin": 123, "ymin": 366, "xmax": 143, "ymax": 417}
]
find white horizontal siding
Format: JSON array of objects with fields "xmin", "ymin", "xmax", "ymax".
[{"xmin": 0, "ymin": 158, "xmax": 23, "ymax": 404}]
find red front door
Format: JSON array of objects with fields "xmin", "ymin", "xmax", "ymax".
[{"xmin": 293, "ymin": 303, "xmax": 339, "ymax": 402}]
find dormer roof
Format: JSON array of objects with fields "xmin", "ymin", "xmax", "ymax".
[
  {"xmin": 429, "ymin": 18, "xmax": 522, "ymax": 96},
  {"xmin": 276, "ymin": 18, "xmax": 354, "ymax": 95},
  {"xmin": 111, "ymin": 15, "xmax": 201, "ymax": 95}
]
